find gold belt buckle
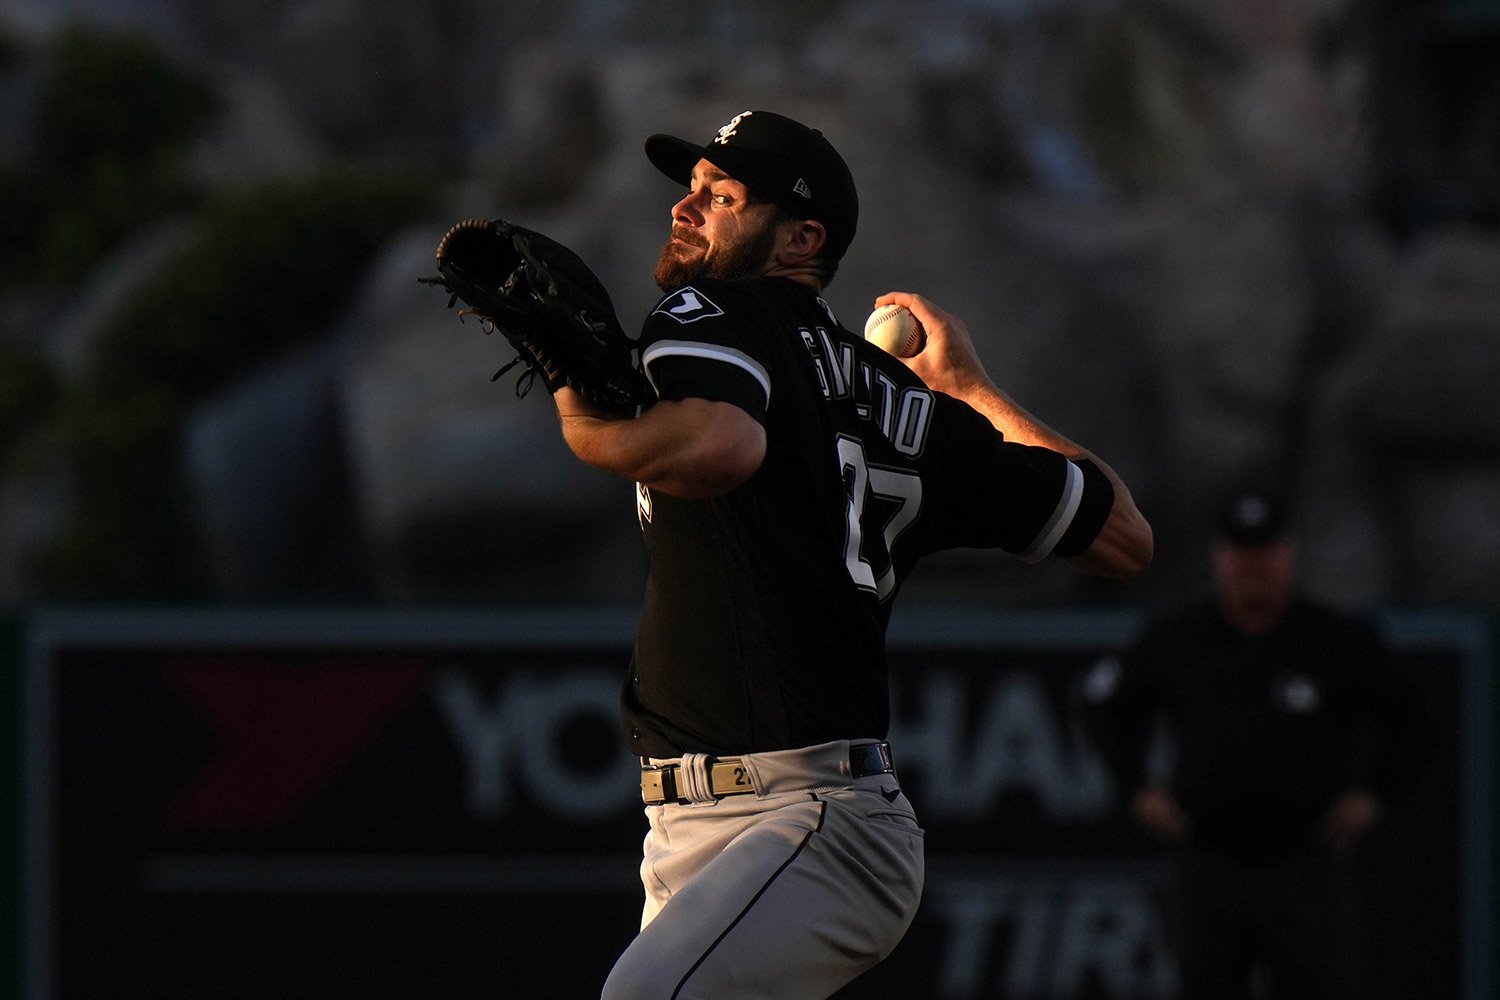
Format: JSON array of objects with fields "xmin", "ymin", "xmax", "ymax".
[
  {"xmin": 640, "ymin": 757, "xmax": 755, "ymax": 804},
  {"xmin": 640, "ymin": 767, "xmax": 667, "ymax": 804}
]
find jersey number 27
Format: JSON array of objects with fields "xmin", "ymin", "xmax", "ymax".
[{"xmin": 837, "ymin": 434, "xmax": 922, "ymax": 601}]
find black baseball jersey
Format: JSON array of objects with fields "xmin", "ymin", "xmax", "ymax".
[
  {"xmin": 624, "ymin": 276, "xmax": 1112, "ymax": 758},
  {"xmin": 1082, "ymin": 598, "xmax": 1414, "ymax": 855}
]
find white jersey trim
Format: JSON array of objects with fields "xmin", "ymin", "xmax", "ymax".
[
  {"xmin": 641, "ymin": 340, "xmax": 772, "ymax": 407},
  {"xmin": 1016, "ymin": 459, "xmax": 1084, "ymax": 563}
]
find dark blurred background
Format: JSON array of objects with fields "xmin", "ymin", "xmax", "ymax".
[
  {"xmin": 0, "ymin": 0, "xmax": 1496, "ymax": 613},
  {"xmin": 0, "ymin": 1, "xmax": 1496, "ymax": 998}
]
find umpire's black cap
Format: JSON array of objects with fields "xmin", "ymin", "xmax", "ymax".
[
  {"xmin": 1215, "ymin": 489, "xmax": 1289, "ymax": 545},
  {"xmin": 645, "ymin": 110, "xmax": 859, "ymax": 261}
]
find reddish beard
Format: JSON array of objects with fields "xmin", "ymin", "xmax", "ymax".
[
  {"xmin": 653, "ymin": 227, "xmax": 707, "ymax": 290},
  {"xmin": 653, "ymin": 221, "xmax": 780, "ymax": 291}
]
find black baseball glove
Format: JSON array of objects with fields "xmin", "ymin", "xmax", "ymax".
[{"xmin": 419, "ymin": 217, "xmax": 647, "ymax": 410}]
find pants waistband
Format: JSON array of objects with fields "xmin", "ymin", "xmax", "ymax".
[{"xmin": 640, "ymin": 739, "xmax": 895, "ymax": 806}]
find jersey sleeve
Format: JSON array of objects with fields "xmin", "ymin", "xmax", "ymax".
[
  {"xmin": 919, "ymin": 393, "xmax": 1113, "ymax": 561},
  {"xmin": 639, "ymin": 284, "xmax": 772, "ymax": 424}
]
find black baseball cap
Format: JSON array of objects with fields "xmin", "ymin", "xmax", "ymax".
[
  {"xmin": 644, "ymin": 110, "xmax": 859, "ymax": 261},
  {"xmin": 1215, "ymin": 489, "xmax": 1289, "ymax": 545}
]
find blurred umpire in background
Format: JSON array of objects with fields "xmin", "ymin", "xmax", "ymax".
[{"xmin": 1082, "ymin": 487, "xmax": 1419, "ymax": 1000}]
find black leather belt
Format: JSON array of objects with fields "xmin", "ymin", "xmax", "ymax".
[{"xmin": 640, "ymin": 741, "xmax": 895, "ymax": 805}]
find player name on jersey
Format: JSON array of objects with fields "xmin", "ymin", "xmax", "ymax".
[{"xmin": 799, "ymin": 324, "xmax": 935, "ymax": 457}]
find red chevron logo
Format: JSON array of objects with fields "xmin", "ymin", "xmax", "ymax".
[{"xmin": 164, "ymin": 656, "xmax": 428, "ymax": 831}]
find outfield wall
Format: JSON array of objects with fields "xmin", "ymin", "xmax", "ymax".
[{"xmin": 11, "ymin": 607, "xmax": 1493, "ymax": 999}]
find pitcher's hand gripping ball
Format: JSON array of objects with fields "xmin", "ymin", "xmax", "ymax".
[
  {"xmin": 420, "ymin": 218, "xmax": 648, "ymax": 411},
  {"xmin": 863, "ymin": 303, "xmax": 925, "ymax": 357}
]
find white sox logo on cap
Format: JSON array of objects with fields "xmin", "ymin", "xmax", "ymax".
[
  {"xmin": 712, "ymin": 110, "xmax": 813, "ymax": 200},
  {"xmin": 713, "ymin": 110, "xmax": 753, "ymax": 145},
  {"xmin": 1234, "ymin": 495, "xmax": 1272, "ymax": 529}
]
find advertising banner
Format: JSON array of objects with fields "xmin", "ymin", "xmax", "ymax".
[{"xmin": 22, "ymin": 609, "xmax": 1490, "ymax": 999}]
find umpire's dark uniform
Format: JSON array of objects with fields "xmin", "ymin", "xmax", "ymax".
[{"xmin": 1083, "ymin": 504, "xmax": 1412, "ymax": 1000}]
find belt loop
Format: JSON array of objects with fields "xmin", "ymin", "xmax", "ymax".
[{"xmin": 678, "ymin": 753, "xmax": 716, "ymax": 804}]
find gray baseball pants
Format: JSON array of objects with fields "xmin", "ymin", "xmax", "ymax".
[{"xmin": 601, "ymin": 739, "xmax": 925, "ymax": 1000}]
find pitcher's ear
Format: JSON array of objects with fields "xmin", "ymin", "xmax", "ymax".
[{"xmin": 777, "ymin": 218, "xmax": 827, "ymax": 266}]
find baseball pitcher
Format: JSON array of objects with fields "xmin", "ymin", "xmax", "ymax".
[{"xmin": 425, "ymin": 108, "xmax": 1153, "ymax": 1000}]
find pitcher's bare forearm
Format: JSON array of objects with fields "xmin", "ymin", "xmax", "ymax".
[{"xmin": 875, "ymin": 292, "xmax": 1153, "ymax": 578}]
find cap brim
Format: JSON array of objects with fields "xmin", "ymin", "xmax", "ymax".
[
  {"xmin": 645, "ymin": 134, "xmax": 705, "ymax": 186},
  {"xmin": 645, "ymin": 133, "xmax": 785, "ymax": 208}
]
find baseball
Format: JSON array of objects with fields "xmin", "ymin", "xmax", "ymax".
[{"xmin": 863, "ymin": 304, "xmax": 924, "ymax": 357}]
